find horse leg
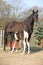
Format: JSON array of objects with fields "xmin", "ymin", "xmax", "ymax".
[
  {"xmin": 11, "ymin": 40, "xmax": 15, "ymax": 53},
  {"xmin": 26, "ymin": 38, "xmax": 30, "ymax": 54},
  {"xmin": 22, "ymin": 31, "xmax": 29, "ymax": 54},
  {"xmin": 9, "ymin": 33, "xmax": 13, "ymax": 51},
  {"xmin": 11, "ymin": 32, "xmax": 19, "ymax": 53},
  {"xmin": 28, "ymin": 33, "xmax": 32, "ymax": 41},
  {"xmin": 4, "ymin": 39, "xmax": 5, "ymax": 51},
  {"xmin": 22, "ymin": 39, "xmax": 26, "ymax": 54},
  {"xmin": 28, "ymin": 33, "xmax": 32, "ymax": 50},
  {"xmin": 26, "ymin": 33, "xmax": 32, "ymax": 53},
  {"xmin": 11, "ymin": 45, "xmax": 14, "ymax": 53},
  {"xmin": 4, "ymin": 37, "xmax": 7, "ymax": 51},
  {"xmin": 4, "ymin": 40, "xmax": 6, "ymax": 51},
  {"xmin": 10, "ymin": 41, "xmax": 12, "ymax": 51}
]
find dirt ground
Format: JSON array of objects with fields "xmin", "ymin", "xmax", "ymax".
[{"xmin": 0, "ymin": 47, "xmax": 43, "ymax": 65}]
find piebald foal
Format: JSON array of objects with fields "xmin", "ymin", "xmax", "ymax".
[{"xmin": 11, "ymin": 31, "xmax": 30, "ymax": 54}]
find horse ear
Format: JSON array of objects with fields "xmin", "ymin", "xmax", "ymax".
[{"xmin": 33, "ymin": 10, "xmax": 35, "ymax": 14}]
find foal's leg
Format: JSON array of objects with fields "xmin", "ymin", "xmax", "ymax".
[
  {"xmin": 27, "ymin": 42, "xmax": 30, "ymax": 54},
  {"xmin": 26, "ymin": 38, "xmax": 30, "ymax": 54},
  {"xmin": 10, "ymin": 42, "xmax": 12, "ymax": 51},
  {"xmin": 11, "ymin": 33, "xmax": 18, "ymax": 53},
  {"xmin": 4, "ymin": 36, "xmax": 7, "ymax": 51},
  {"xmin": 23, "ymin": 39, "xmax": 26, "ymax": 54},
  {"xmin": 11, "ymin": 40, "xmax": 16, "ymax": 53}
]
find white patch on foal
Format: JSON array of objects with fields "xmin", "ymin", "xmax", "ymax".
[
  {"xmin": 23, "ymin": 31, "xmax": 30, "ymax": 54},
  {"xmin": 14, "ymin": 32, "xmax": 18, "ymax": 40},
  {"xmin": 11, "ymin": 33, "xmax": 18, "ymax": 53}
]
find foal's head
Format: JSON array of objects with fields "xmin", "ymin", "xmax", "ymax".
[{"xmin": 33, "ymin": 10, "xmax": 38, "ymax": 22}]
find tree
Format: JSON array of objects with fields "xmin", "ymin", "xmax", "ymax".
[
  {"xmin": 34, "ymin": 22, "xmax": 43, "ymax": 44},
  {"xmin": 0, "ymin": 0, "xmax": 12, "ymax": 29},
  {"xmin": 0, "ymin": 0, "xmax": 12, "ymax": 18},
  {"xmin": 7, "ymin": 0, "xmax": 25, "ymax": 21}
]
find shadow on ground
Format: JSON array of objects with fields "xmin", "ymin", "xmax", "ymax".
[{"xmin": 30, "ymin": 47, "xmax": 43, "ymax": 53}]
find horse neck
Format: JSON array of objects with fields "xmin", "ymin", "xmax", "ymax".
[
  {"xmin": 26, "ymin": 14, "xmax": 34, "ymax": 26},
  {"xmin": 25, "ymin": 14, "xmax": 35, "ymax": 33}
]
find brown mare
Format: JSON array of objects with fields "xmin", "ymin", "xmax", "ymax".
[{"xmin": 4, "ymin": 10, "xmax": 38, "ymax": 54}]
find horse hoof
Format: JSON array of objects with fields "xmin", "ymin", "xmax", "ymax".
[
  {"xmin": 22, "ymin": 52, "xmax": 25, "ymax": 55},
  {"xmin": 11, "ymin": 51, "xmax": 13, "ymax": 53},
  {"xmin": 11, "ymin": 50, "xmax": 14, "ymax": 53},
  {"xmin": 15, "ymin": 49, "xmax": 18, "ymax": 52},
  {"xmin": 27, "ymin": 51, "xmax": 30, "ymax": 54}
]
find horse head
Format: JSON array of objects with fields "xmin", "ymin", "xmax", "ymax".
[{"xmin": 33, "ymin": 10, "xmax": 38, "ymax": 23}]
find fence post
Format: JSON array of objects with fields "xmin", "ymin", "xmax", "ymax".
[{"xmin": 0, "ymin": 30, "xmax": 4, "ymax": 47}]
